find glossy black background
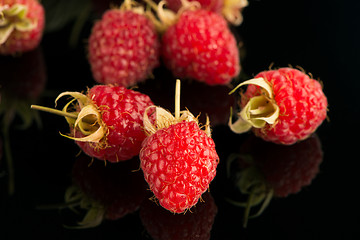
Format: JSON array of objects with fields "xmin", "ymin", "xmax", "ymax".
[{"xmin": 1, "ymin": 0, "xmax": 359, "ymax": 239}]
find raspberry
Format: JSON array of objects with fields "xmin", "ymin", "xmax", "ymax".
[
  {"xmin": 140, "ymin": 192, "xmax": 218, "ymax": 240},
  {"xmin": 140, "ymin": 121, "xmax": 218, "ymax": 213},
  {"xmin": 88, "ymin": 0, "xmax": 160, "ymax": 87},
  {"xmin": 153, "ymin": 3, "xmax": 240, "ymax": 85},
  {"xmin": 63, "ymin": 154, "xmax": 147, "ymax": 228},
  {"xmin": 140, "ymin": 80, "xmax": 219, "ymax": 213},
  {"xmin": 0, "ymin": 0, "xmax": 45, "ymax": 55},
  {"xmin": 229, "ymin": 67, "xmax": 328, "ymax": 145},
  {"xmin": 163, "ymin": 9, "xmax": 240, "ymax": 85},
  {"xmin": 32, "ymin": 85, "xmax": 154, "ymax": 163},
  {"xmin": 143, "ymin": 1, "xmax": 241, "ymax": 85},
  {"xmin": 227, "ymin": 134, "xmax": 323, "ymax": 227}
]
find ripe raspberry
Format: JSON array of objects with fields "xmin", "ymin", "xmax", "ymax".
[
  {"xmin": 140, "ymin": 192, "xmax": 218, "ymax": 240},
  {"xmin": 140, "ymin": 80, "xmax": 219, "ymax": 213},
  {"xmin": 155, "ymin": 3, "xmax": 240, "ymax": 85},
  {"xmin": 88, "ymin": 0, "xmax": 160, "ymax": 87},
  {"xmin": 165, "ymin": 0, "xmax": 248, "ymax": 25},
  {"xmin": 64, "ymin": 154, "xmax": 147, "ymax": 228},
  {"xmin": 229, "ymin": 67, "xmax": 328, "ymax": 145},
  {"xmin": 32, "ymin": 85, "xmax": 154, "ymax": 163},
  {"xmin": 227, "ymin": 134, "xmax": 323, "ymax": 227},
  {"xmin": 0, "ymin": 0, "xmax": 45, "ymax": 55}
]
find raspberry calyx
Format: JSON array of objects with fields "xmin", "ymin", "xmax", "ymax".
[
  {"xmin": 228, "ymin": 77, "xmax": 280, "ymax": 133},
  {"xmin": 0, "ymin": 4, "xmax": 37, "ymax": 44},
  {"xmin": 31, "ymin": 91, "xmax": 107, "ymax": 145},
  {"xmin": 55, "ymin": 91, "xmax": 107, "ymax": 143}
]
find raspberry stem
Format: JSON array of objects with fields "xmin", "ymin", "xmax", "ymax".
[
  {"xmin": 30, "ymin": 105, "xmax": 79, "ymax": 120},
  {"xmin": 175, "ymin": 79, "xmax": 180, "ymax": 119}
]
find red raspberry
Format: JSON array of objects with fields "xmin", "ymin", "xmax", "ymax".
[
  {"xmin": 32, "ymin": 85, "xmax": 154, "ymax": 163},
  {"xmin": 139, "ymin": 80, "xmax": 219, "ymax": 213},
  {"xmin": 64, "ymin": 154, "xmax": 147, "ymax": 228},
  {"xmin": 88, "ymin": 0, "xmax": 160, "ymax": 87},
  {"xmin": 0, "ymin": 0, "xmax": 45, "ymax": 55},
  {"xmin": 160, "ymin": 7, "xmax": 240, "ymax": 85},
  {"xmin": 165, "ymin": 0, "xmax": 248, "ymax": 25},
  {"xmin": 227, "ymin": 134, "xmax": 323, "ymax": 227},
  {"xmin": 140, "ymin": 192, "xmax": 218, "ymax": 240},
  {"xmin": 140, "ymin": 121, "xmax": 218, "ymax": 213},
  {"xmin": 229, "ymin": 67, "xmax": 328, "ymax": 145}
]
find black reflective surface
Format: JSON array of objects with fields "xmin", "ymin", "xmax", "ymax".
[{"xmin": 1, "ymin": 0, "xmax": 359, "ymax": 239}]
